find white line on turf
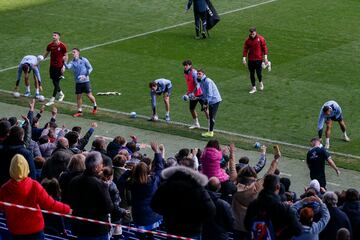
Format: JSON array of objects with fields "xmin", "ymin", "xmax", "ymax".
[
  {"xmin": 327, "ymin": 182, "xmax": 341, "ymax": 187},
  {"xmin": 0, "ymin": 0, "xmax": 278, "ymax": 73},
  {"xmin": 1, "ymin": 88, "xmax": 359, "ymax": 161}
]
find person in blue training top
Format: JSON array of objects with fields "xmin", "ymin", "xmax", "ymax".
[
  {"xmin": 196, "ymin": 69, "xmax": 221, "ymax": 137},
  {"xmin": 15, "ymin": 55, "xmax": 44, "ymax": 98},
  {"xmin": 186, "ymin": 0, "xmax": 208, "ymax": 39},
  {"xmin": 64, "ymin": 48, "xmax": 97, "ymax": 117},
  {"xmin": 317, "ymin": 100, "xmax": 350, "ymax": 149},
  {"xmin": 148, "ymin": 78, "xmax": 172, "ymax": 122}
]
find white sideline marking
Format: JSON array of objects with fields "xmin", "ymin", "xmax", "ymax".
[
  {"xmin": 280, "ymin": 172, "xmax": 292, "ymax": 177},
  {"xmin": 1, "ymin": 88, "xmax": 359, "ymax": 161},
  {"xmin": 0, "ymin": 0, "xmax": 278, "ymax": 73},
  {"xmin": 327, "ymin": 182, "xmax": 341, "ymax": 187}
]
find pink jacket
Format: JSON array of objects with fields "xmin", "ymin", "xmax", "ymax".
[{"xmin": 200, "ymin": 147, "xmax": 229, "ymax": 182}]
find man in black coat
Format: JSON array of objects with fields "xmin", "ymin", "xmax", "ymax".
[
  {"xmin": 69, "ymin": 152, "xmax": 114, "ymax": 239},
  {"xmin": 41, "ymin": 137, "xmax": 73, "ymax": 180},
  {"xmin": 244, "ymin": 174, "xmax": 302, "ymax": 240},
  {"xmin": 151, "ymin": 165, "xmax": 216, "ymax": 239},
  {"xmin": 202, "ymin": 177, "xmax": 234, "ymax": 240},
  {"xmin": 320, "ymin": 191, "xmax": 352, "ymax": 240},
  {"xmin": 0, "ymin": 125, "xmax": 36, "ymax": 186}
]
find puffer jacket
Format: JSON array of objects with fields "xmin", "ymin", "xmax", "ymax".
[{"xmin": 201, "ymin": 147, "xmax": 229, "ymax": 182}]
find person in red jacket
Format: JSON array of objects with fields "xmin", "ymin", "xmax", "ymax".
[
  {"xmin": 242, "ymin": 27, "xmax": 269, "ymax": 94},
  {"xmin": 44, "ymin": 32, "xmax": 68, "ymax": 106},
  {"xmin": 0, "ymin": 154, "xmax": 71, "ymax": 240},
  {"xmin": 182, "ymin": 59, "xmax": 208, "ymax": 129}
]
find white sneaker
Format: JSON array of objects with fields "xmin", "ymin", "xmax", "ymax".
[
  {"xmin": 189, "ymin": 123, "xmax": 200, "ymax": 129},
  {"xmin": 45, "ymin": 97, "xmax": 55, "ymax": 106},
  {"xmin": 343, "ymin": 135, "xmax": 350, "ymax": 142},
  {"xmin": 259, "ymin": 82, "xmax": 264, "ymax": 91},
  {"xmin": 249, "ymin": 87, "xmax": 257, "ymax": 94},
  {"xmin": 58, "ymin": 92, "xmax": 65, "ymax": 102},
  {"xmin": 325, "ymin": 143, "xmax": 330, "ymax": 149}
]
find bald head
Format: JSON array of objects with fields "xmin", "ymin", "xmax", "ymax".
[
  {"xmin": 208, "ymin": 177, "xmax": 221, "ymax": 192},
  {"xmin": 57, "ymin": 137, "xmax": 69, "ymax": 149}
]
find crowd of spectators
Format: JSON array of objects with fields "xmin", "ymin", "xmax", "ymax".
[{"xmin": 0, "ymin": 102, "xmax": 358, "ymax": 240}]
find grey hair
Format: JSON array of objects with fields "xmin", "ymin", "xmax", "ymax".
[
  {"xmin": 323, "ymin": 191, "xmax": 338, "ymax": 207},
  {"xmin": 85, "ymin": 152, "xmax": 103, "ymax": 173}
]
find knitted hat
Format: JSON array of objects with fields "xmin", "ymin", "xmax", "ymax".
[{"xmin": 9, "ymin": 154, "xmax": 29, "ymax": 181}]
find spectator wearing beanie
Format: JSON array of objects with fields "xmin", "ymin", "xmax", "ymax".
[
  {"xmin": 320, "ymin": 191, "xmax": 352, "ymax": 240},
  {"xmin": 0, "ymin": 154, "xmax": 71, "ymax": 239}
]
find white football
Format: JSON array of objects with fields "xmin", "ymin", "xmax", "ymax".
[
  {"xmin": 153, "ymin": 115, "xmax": 159, "ymax": 121},
  {"xmin": 37, "ymin": 95, "xmax": 45, "ymax": 102},
  {"xmin": 182, "ymin": 94, "xmax": 189, "ymax": 101},
  {"xmin": 130, "ymin": 112, "xmax": 137, "ymax": 118},
  {"xmin": 13, "ymin": 92, "xmax": 20, "ymax": 98}
]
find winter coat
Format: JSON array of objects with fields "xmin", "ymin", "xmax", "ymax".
[
  {"xmin": 292, "ymin": 202, "xmax": 330, "ymax": 240},
  {"xmin": 107, "ymin": 181, "xmax": 126, "ymax": 223},
  {"xmin": 319, "ymin": 206, "xmax": 352, "ymax": 240},
  {"xmin": 39, "ymin": 142, "xmax": 57, "ymax": 159},
  {"xmin": 232, "ymin": 180, "xmax": 264, "ymax": 232},
  {"xmin": 0, "ymin": 144, "xmax": 36, "ymax": 186},
  {"xmin": 202, "ymin": 191, "xmax": 234, "ymax": 240},
  {"xmin": 58, "ymin": 170, "xmax": 84, "ymax": 205},
  {"xmin": 0, "ymin": 177, "xmax": 70, "ymax": 235},
  {"xmin": 106, "ymin": 141, "xmax": 123, "ymax": 160},
  {"xmin": 28, "ymin": 140, "xmax": 41, "ymax": 158},
  {"xmin": 131, "ymin": 153, "xmax": 163, "ymax": 227},
  {"xmin": 201, "ymin": 147, "xmax": 229, "ymax": 182},
  {"xmin": 68, "ymin": 170, "xmax": 114, "ymax": 237},
  {"xmin": 41, "ymin": 147, "xmax": 73, "ymax": 180},
  {"xmin": 151, "ymin": 166, "xmax": 216, "ymax": 237},
  {"xmin": 244, "ymin": 190, "xmax": 302, "ymax": 240},
  {"xmin": 340, "ymin": 200, "xmax": 360, "ymax": 240}
]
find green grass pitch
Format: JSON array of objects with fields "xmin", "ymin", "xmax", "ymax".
[{"xmin": 0, "ymin": 0, "xmax": 360, "ymax": 155}]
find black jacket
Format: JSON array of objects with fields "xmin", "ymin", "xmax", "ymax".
[
  {"xmin": 340, "ymin": 200, "xmax": 360, "ymax": 240},
  {"xmin": 0, "ymin": 143, "xmax": 36, "ymax": 186},
  {"xmin": 244, "ymin": 189, "xmax": 302, "ymax": 240},
  {"xmin": 202, "ymin": 191, "xmax": 234, "ymax": 240},
  {"xmin": 41, "ymin": 147, "xmax": 73, "ymax": 180},
  {"xmin": 68, "ymin": 170, "xmax": 114, "ymax": 237},
  {"xmin": 320, "ymin": 205, "xmax": 352, "ymax": 240},
  {"xmin": 151, "ymin": 166, "xmax": 216, "ymax": 237}
]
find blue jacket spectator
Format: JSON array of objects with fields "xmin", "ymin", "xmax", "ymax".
[
  {"xmin": 292, "ymin": 197, "xmax": 330, "ymax": 240},
  {"xmin": 130, "ymin": 143, "xmax": 164, "ymax": 230}
]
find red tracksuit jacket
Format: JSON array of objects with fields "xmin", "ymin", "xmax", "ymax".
[{"xmin": 243, "ymin": 34, "xmax": 268, "ymax": 61}]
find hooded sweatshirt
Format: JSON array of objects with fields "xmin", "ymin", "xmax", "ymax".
[{"xmin": 0, "ymin": 154, "xmax": 71, "ymax": 235}]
